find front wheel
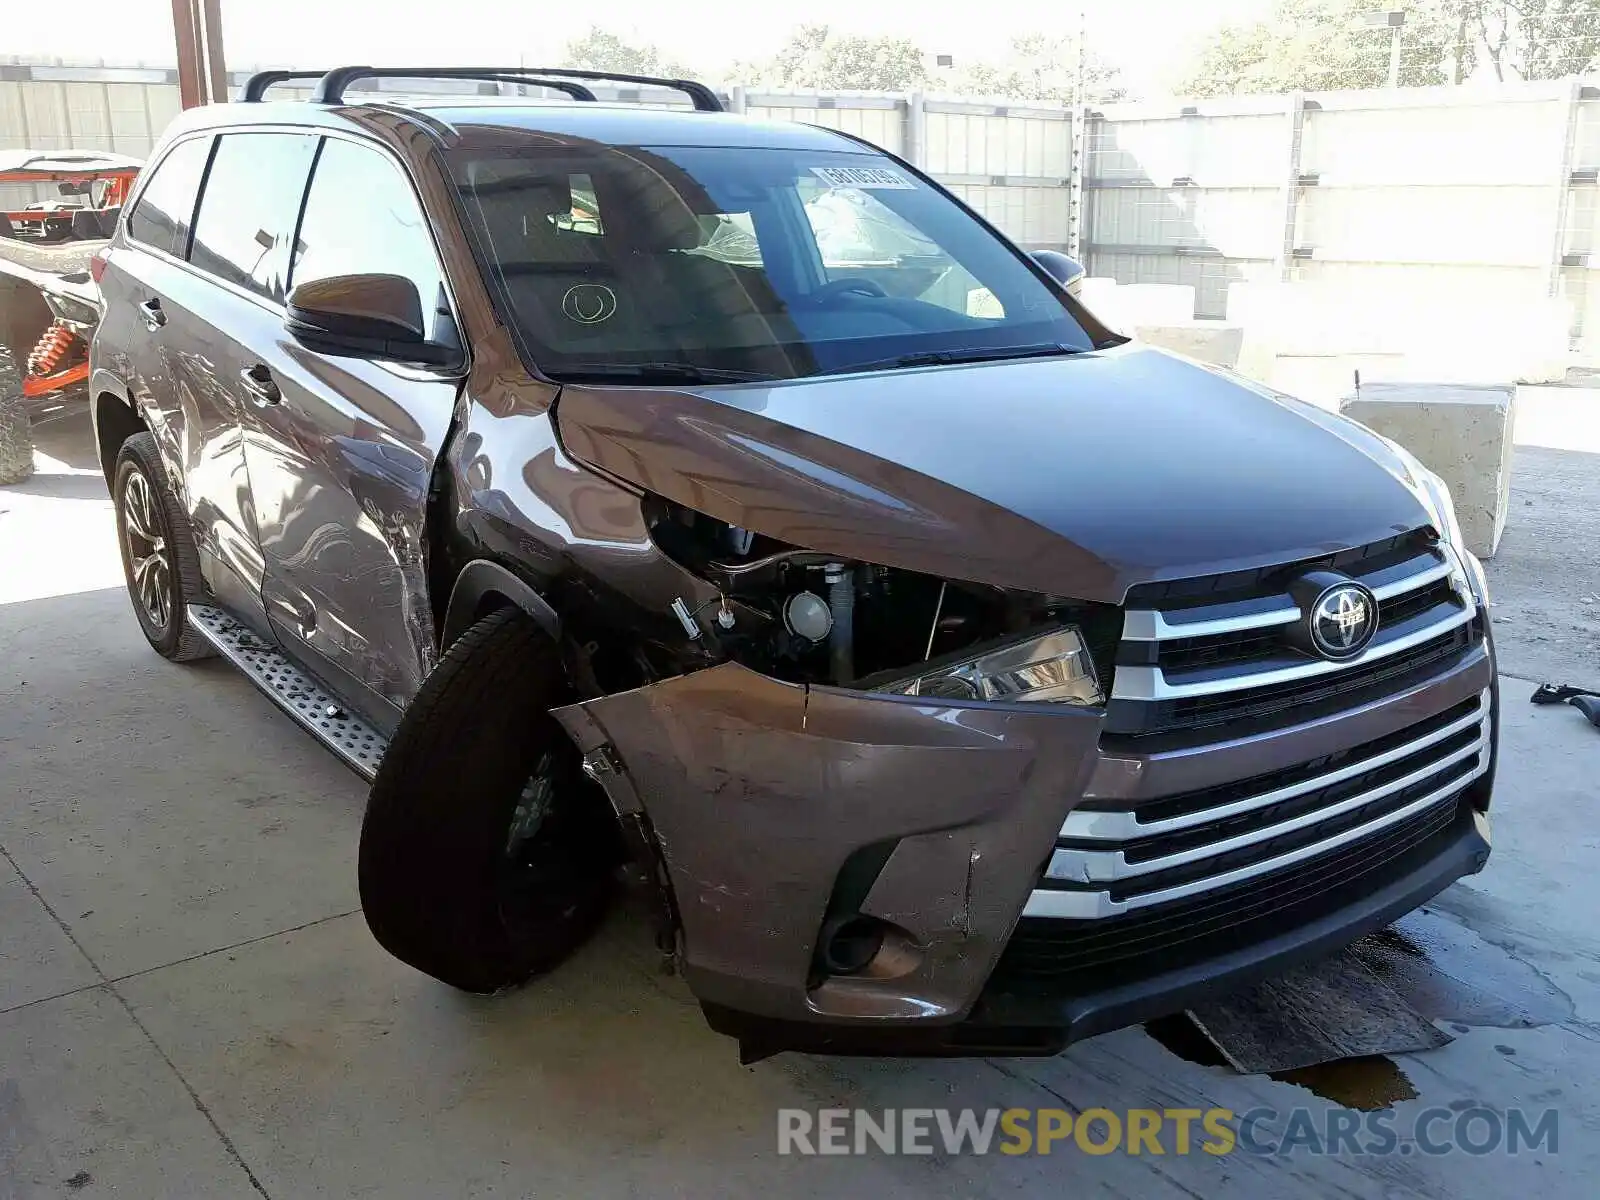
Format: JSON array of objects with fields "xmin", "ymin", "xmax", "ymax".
[
  {"xmin": 112, "ymin": 432, "xmax": 215, "ymax": 661},
  {"xmin": 358, "ymin": 607, "xmax": 622, "ymax": 992}
]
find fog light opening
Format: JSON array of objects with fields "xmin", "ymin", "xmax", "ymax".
[{"xmin": 821, "ymin": 916, "xmax": 885, "ymax": 976}]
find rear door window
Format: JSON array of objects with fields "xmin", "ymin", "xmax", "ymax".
[
  {"xmin": 289, "ymin": 137, "xmax": 448, "ymax": 340},
  {"xmin": 126, "ymin": 136, "xmax": 213, "ymax": 258},
  {"xmin": 187, "ymin": 132, "xmax": 318, "ymax": 301}
]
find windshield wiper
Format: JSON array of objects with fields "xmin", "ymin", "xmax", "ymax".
[
  {"xmin": 549, "ymin": 362, "xmax": 776, "ymax": 384},
  {"xmin": 827, "ymin": 342, "xmax": 1088, "ymax": 375}
]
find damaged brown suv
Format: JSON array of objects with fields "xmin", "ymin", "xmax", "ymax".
[{"xmin": 89, "ymin": 67, "xmax": 1497, "ymax": 1060}]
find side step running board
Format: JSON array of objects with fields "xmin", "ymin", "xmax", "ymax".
[{"xmin": 187, "ymin": 604, "xmax": 388, "ymax": 782}]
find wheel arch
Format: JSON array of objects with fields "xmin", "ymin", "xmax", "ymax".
[
  {"xmin": 440, "ymin": 559, "xmax": 562, "ymax": 652},
  {"xmin": 90, "ymin": 373, "xmax": 145, "ymax": 487}
]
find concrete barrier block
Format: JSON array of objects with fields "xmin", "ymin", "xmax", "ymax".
[
  {"xmin": 1339, "ymin": 381, "xmax": 1516, "ymax": 559},
  {"xmin": 1111, "ymin": 283, "xmax": 1196, "ymax": 327},
  {"xmin": 1132, "ymin": 320, "xmax": 1245, "ymax": 368},
  {"xmin": 1076, "ymin": 277, "xmax": 1121, "ymax": 328}
]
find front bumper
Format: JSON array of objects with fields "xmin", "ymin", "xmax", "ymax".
[{"xmin": 554, "ymin": 628, "xmax": 1495, "ymax": 1056}]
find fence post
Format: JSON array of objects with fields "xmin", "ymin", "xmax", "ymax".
[
  {"xmin": 726, "ymin": 84, "xmax": 747, "ymax": 115},
  {"xmin": 903, "ymin": 91, "xmax": 926, "ymax": 169},
  {"xmin": 1069, "ymin": 103, "xmax": 1087, "ymax": 259},
  {"xmin": 1276, "ymin": 92, "xmax": 1308, "ymax": 283},
  {"xmin": 1546, "ymin": 77, "xmax": 1583, "ymax": 299}
]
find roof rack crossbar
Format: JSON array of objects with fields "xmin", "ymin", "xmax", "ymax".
[
  {"xmin": 240, "ymin": 70, "xmax": 332, "ymax": 102},
  {"xmin": 307, "ymin": 66, "xmax": 724, "ymax": 111},
  {"xmin": 244, "ymin": 69, "xmax": 600, "ymax": 104}
]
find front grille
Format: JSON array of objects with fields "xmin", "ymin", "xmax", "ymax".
[
  {"xmin": 991, "ymin": 793, "xmax": 1468, "ymax": 990},
  {"xmin": 1107, "ymin": 533, "xmax": 1482, "ymax": 739},
  {"xmin": 1024, "ymin": 688, "xmax": 1491, "ymax": 921}
]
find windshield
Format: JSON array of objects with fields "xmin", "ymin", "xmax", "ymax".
[{"xmin": 446, "ymin": 141, "xmax": 1100, "ymax": 382}]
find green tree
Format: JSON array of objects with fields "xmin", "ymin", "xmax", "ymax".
[
  {"xmin": 561, "ymin": 27, "xmax": 690, "ymax": 78},
  {"xmin": 1175, "ymin": 0, "xmax": 1473, "ymax": 95},
  {"xmin": 738, "ymin": 25, "xmax": 929, "ymax": 91},
  {"xmin": 946, "ymin": 33, "xmax": 1128, "ymax": 103},
  {"xmin": 1461, "ymin": 0, "xmax": 1600, "ymax": 80}
]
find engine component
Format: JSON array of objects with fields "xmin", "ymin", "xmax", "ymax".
[
  {"xmin": 782, "ymin": 591, "xmax": 833, "ymax": 642},
  {"xmin": 669, "ymin": 597, "xmax": 702, "ymax": 641},
  {"xmin": 825, "ymin": 564, "xmax": 854, "ymax": 683}
]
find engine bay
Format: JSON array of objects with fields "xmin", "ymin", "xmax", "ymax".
[{"xmin": 643, "ymin": 496, "xmax": 1118, "ymax": 693}]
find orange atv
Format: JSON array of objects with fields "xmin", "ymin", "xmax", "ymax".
[{"xmin": 1, "ymin": 150, "xmax": 141, "ymax": 400}]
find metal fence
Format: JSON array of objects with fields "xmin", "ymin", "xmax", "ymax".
[{"xmin": 3, "ymin": 60, "xmax": 1598, "ymax": 354}]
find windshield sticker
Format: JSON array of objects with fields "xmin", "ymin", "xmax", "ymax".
[{"xmin": 811, "ymin": 165, "xmax": 914, "ymax": 190}]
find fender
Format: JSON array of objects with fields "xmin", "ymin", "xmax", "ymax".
[
  {"xmin": 89, "ymin": 366, "xmax": 131, "ymax": 407},
  {"xmin": 441, "ymin": 559, "xmax": 561, "ymax": 650}
]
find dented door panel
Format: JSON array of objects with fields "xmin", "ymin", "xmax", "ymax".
[
  {"xmin": 242, "ymin": 334, "xmax": 457, "ymax": 721},
  {"xmin": 554, "ymin": 664, "xmax": 1103, "ymax": 1025}
]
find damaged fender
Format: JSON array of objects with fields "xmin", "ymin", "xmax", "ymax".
[{"xmin": 554, "ymin": 663, "xmax": 1103, "ymax": 1025}]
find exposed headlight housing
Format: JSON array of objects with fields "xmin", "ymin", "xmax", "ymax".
[{"xmin": 876, "ymin": 627, "xmax": 1104, "ymax": 706}]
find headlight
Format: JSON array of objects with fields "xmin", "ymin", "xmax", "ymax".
[
  {"xmin": 876, "ymin": 627, "xmax": 1104, "ymax": 706},
  {"xmin": 1417, "ymin": 472, "xmax": 1464, "ymax": 550},
  {"xmin": 1383, "ymin": 439, "xmax": 1463, "ymax": 548}
]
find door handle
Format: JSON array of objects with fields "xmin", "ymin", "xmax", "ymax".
[
  {"xmin": 138, "ymin": 298, "xmax": 166, "ymax": 330},
  {"xmin": 239, "ymin": 364, "xmax": 281, "ymax": 405}
]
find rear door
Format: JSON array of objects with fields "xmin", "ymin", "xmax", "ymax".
[
  {"xmin": 107, "ymin": 130, "xmax": 318, "ymax": 628},
  {"xmin": 237, "ymin": 134, "xmax": 461, "ymax": 729},
  {"xmin": 98, "ymin": 132, "xmax": 266, "ymax": 619}
]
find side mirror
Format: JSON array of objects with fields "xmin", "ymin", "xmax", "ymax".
[
  {"xmin": 1031, "ymin": 250, "xmax": 1085, "ymax": 297},
  {"xmin": 285, "ymin": 273, "xmax": 458, "ymax": 367}
]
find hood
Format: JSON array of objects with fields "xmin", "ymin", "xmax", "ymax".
[{"xmin": 553, "ymin": 346, "xmax": 1435, "ymax": 605}]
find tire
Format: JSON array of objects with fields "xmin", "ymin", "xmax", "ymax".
[
  {"xmin": 359, "ymin": 607, "xmax": 622, "ymax": 993},
  {"xmin": 112, "ymin": 432, "xmax": 215, "ymax": 661}
]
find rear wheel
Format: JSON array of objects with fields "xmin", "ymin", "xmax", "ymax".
[
  {"xmin": 112, "ymin": 432, "xmax": 214, "ymax": 660},
  {"xmin": 359, "ymin": 607, "xmax": 622, "ymax": 992}
]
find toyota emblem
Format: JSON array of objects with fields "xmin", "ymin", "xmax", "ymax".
[{"xmin": 1306, "ymin": 581, "xmax": 1378, "ymax": 660}]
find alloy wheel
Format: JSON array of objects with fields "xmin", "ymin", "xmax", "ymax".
[{"xmin": 122, "ymin": 467, "xmax": 172, "ymax": 629}]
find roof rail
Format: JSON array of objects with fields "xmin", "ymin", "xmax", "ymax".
[
  {"xmin": 306, "ymin": 66, "xmax": 724, "ymax": 112},
  {"xmin": 240, "ymin": 71, "xmax": 330, "ymax": 102},
  {"xmin": 241, "ymin": 68, "xmax": 599, "ymax": 104}
]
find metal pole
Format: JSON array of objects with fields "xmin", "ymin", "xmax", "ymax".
[
  {"xmin": 171, "ymin": 0, "xmax": 226, "ymax": 108},
  {"xmin": 170, "ymin": 0, "xmax": 204, "ymax": 109},
  {"xmin": 1068, "ymin": 6, "xmax": 1088, "ymax": 259},
  {"xmin": 199, "ymin": 0, "xmax": 228, "ymax": 104},
  {"xmin": 1387, "ymin": 23, "xmax": 1403, "ymax": 87}
]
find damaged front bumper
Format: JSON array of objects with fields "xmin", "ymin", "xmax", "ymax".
[{"xmin": 554, "ymin": 644, "xmax": 1495, "ymax": 1059}]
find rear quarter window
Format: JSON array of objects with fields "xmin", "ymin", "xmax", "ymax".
[{"xmin": 125, "ymin": 136, "xmax": 213, "ymax": 258}]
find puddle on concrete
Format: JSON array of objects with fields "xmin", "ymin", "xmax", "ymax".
[
  {"xmin": 1145, "ymin": 1015, "xmax": 1419, "ymax": 1109},
  {"xmin": 1144, "ymin": 905, "xmax": 1569, "ymax": 1108},
  {"xmin": 1349, "ymin": 906, "xmax": 1573, "ymax": 1029},
  {"xmin": 1270, "ymin": 1056, "xmax": 1418, "ymax": 1109}
]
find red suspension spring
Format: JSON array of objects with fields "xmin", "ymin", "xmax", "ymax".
[{"xmin": 28, "ymin": 320, "xmax": 81, "ymax": 376}]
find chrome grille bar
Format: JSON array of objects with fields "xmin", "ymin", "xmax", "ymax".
[
  {"xmin": 1047, "ymin": 725, "xmax": 1487, "ymax": 883},
  {"xmin": 1111, "ymin": 601, "xmax": 1475, "ymax": 701},
  {"xmin": 1062, "ymin": 691, "xmax": 1488, "ymax": 841},
  {"xmin": 1022, "ymin": 756, "xmax": 1487, "ymax": 921},
  {"xmin": 1120, "ymin": 547, "xmax": 1457, "ymax": 644}
]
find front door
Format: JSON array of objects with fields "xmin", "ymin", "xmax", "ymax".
[{"xmin": 238, "ymin": 134, "xmax": 461, "ymax": 730}]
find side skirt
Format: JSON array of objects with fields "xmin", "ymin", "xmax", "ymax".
[{"xmin": 187, "ymin": 603, "xmax": 390, "ymax": 782}]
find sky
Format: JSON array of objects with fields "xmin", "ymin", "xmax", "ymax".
[{"xmin": 7, "ymin": 0, "xmax": 1275, "ymax": 99}]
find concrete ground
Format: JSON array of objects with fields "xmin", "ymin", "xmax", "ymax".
[{"xmin": 2, "ymin": 399, "xmax": 1599, "ymax": 1199}]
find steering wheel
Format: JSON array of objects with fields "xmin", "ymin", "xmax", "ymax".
[{"xmin": 801, "ymin": 277, "xmax": 889, "ymax": 306}]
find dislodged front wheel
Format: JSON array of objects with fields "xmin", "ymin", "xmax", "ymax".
[{"xmin": 358, "ymin": 607, "xmax": 623, "ymax": 992}]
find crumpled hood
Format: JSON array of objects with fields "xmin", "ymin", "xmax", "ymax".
[{"xmin": 554, "ymin": 345, "xmax": 1435, "ymax": 604}]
